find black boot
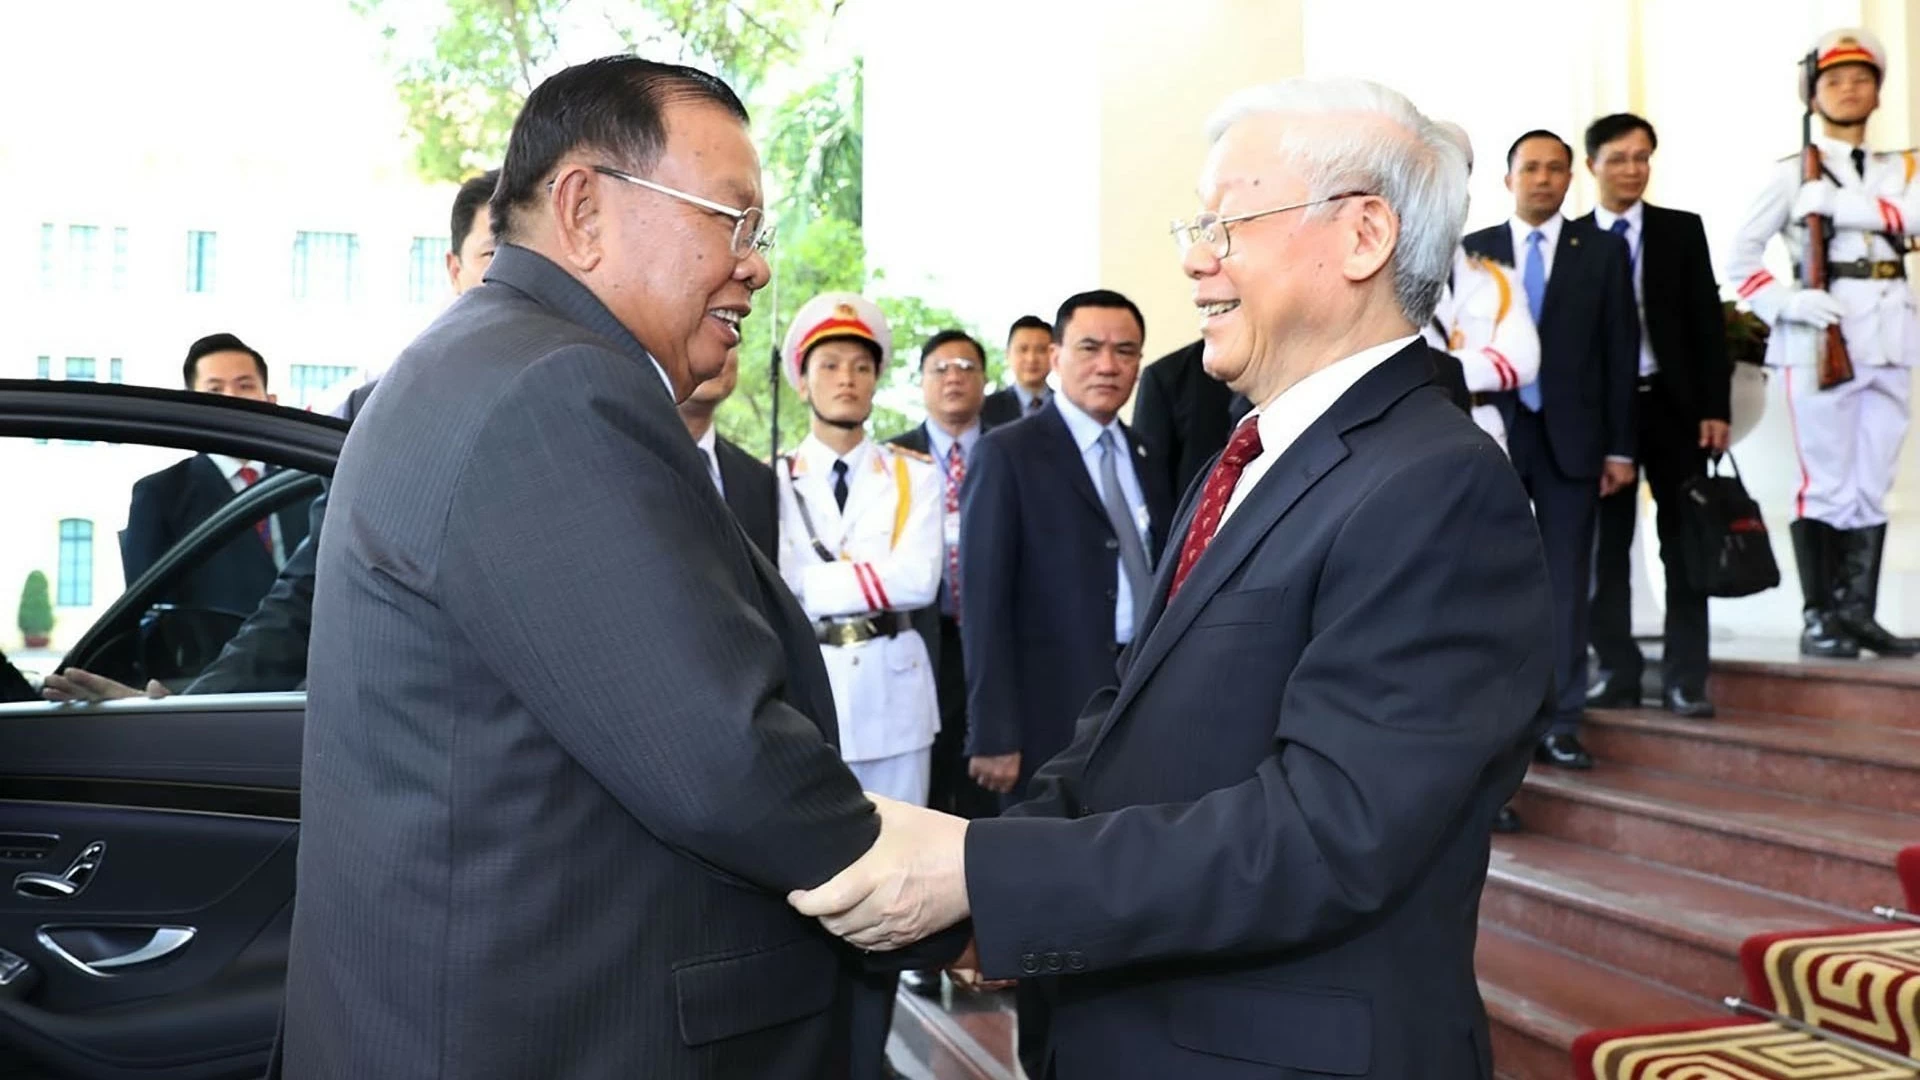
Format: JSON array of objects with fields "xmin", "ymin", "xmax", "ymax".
[
  {"xmin": 1790, "ymin": 520, "xmax": 1860, "ymax": 658},
  {"xmin": 1834, "ymin": 526, "xmax": 1920, "ymax": 657}
]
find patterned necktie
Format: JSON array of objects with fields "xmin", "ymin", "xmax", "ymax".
[
  {"xmin": 1168, "ymin": 418, "xmax": 1264, "ymax": 600},
  {"xmin": 1026, "ymin": 394, "xmax": 1044, "ymax": 415},
  {"xmin": 944, "ymin": 441, "xmax": 965, "ymax": 620},
  {"xmin": 831, "ymin": 459, "xmax": 850, "ymax": 511},
  {"xmin": 1519, "ymin": 229, "xmax": 1547, "ymax": 412},
  {"xmin": 234, "ymin": 465, "xmax": 273, "ymax": 554},
  {"xmin": 1097, "ymin": 429, "xmax": 1152, "ymax": 634}
]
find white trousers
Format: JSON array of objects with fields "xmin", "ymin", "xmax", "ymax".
[
  {"xmin": 848, "ymin": 748, "xmax": 931, "ymax": 808},
  {"xmin": 1781, "ymin": 364, "xmax": 1912, "ymax": 529}
]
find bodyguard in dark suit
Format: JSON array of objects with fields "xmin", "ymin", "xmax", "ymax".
[
  {"xmin": 1579, "ymin": 114, "xmax": 1731, "ymax": 717},
  {"xmin": 1464, "ymin": 128, "xmax": 1639, "ymax": 773},
  {"xmin": 979, "ymin": 314, "xmax": 1056, "ymax": 426},
  {"xmin": 793, "ymin": 91, "xmax": 1554, "ymax": 1079},
  {"xmin": 960, "ymin": 291, "xmax": 1173, "ymax": 803},
  {"xmin": 122, "ymin": 334, "xmax": 313, "ymax": 618},
  {"xmin": 1130, "ymin": 338, "xmax": 1241, "ymax": 500},
  {"xmin": 679, "ymin": 346, "xmax": 777, "ymax": 559},
  {"xmin": 284, "ymin": 58, "xmax": 943, "ymax": 1080}
]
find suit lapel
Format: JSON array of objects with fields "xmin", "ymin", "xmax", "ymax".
[
  {"xmin": 1122, "ymin": 420, "xmax": 1172, "ymax": 560},
  {"xmin": 1543, "ymin": 220, "xmax": 1584, "ymax": 323},
  {"xmin": 1087, "ymin": 344, "xmax": 1435, "ymax": 757},
  {"xmin": 1038, "ymin": 404, "xmax": 1107, "ymax": 524},
  {"xmin": 1476, "ymin": 225, "xmax": 1515, "ymax": 267}
]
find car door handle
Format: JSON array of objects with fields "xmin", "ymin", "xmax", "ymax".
[
  {"xmin": 13, "ymin": 841, "xmax": 104, "ymax": 900},
  {"xmin": 35, "ymin": 926, "xmax": 195, "ymax": 978}
]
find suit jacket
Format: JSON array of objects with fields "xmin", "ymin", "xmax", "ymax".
[
  {"xmin": 1574, "ymin": 204, "xmax": 1731, "ymax": 423},
  {"xmin": 1130, "ymin": 340, "xmax": 1238, "ymax": 502},
  {"xmin": 122, "ymin": 454, "xmax": 313, "ymax": 617},
  {"xmin": 1463, "ymin": 217, "xmax": 1639, "ymax": 477},
  {"xmin": 885, "ymin": 421, "xmax": 978, "ymax": 672},
  {"xmin": 715, "ymin": 435, "xmax": 778, "ymax": 561},
  {"xmin": 962, "ymin": 343, "xmax": 1555, "ymax": 1079},
  {"xmin": 958, "ymin": 401, "xmax": 1173, "ymax": 792},
  {"xmin": 980, "ymin": 385, "xmax": 1042, "ymax": 428},
  {"xmin": 285, "ymin": 244, "xmax": 905, "ymax": 1080}
]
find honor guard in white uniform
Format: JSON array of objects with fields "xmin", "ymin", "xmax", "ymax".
[
  {"xmin": 1427, "ymin": 120, "xmax": 1541, "ymax": 454},
  {"xmin": 776, "ymin": 292, "xmax": 945, "ymax": 805},
  {"xmin": 1728, "ymin": 28, "xmax": 1920, "ymax": 657}
]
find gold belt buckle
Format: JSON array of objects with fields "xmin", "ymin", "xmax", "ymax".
[
  {"xmin": 822, "ymin": 619, "xmax": 870, "ymax": 647},
  {"xmin": 1874, "ymin": 260, "xmax": 1902, "ymax": 279}
]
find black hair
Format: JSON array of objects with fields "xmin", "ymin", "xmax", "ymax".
[
  {"xmin": 490, "ymin": 55, "xmax": 749, "ymax": 242},
  {"xmin": 451, "ymin": 169, "xmax": 502, "ymax": 252},
  {"xmin": 1052, "ymin": 290, "xmax": 1144, "ymax": 345},
  {"xmin": 1006, "ymin": 315, "xmax": 1051, "ymax": 344},
  {"xmin": 1583, "ymin": 113, "xmax": 1658, "ymax": 160},
  {"xmin": 183, "ymin": 332, "xmax": 268, "ymax": 390},
  {"xmin": 1506, "ymin": 129, "xmax": 1575, "ymax": 171},
  {"xmin": 920, "ymin": 329, "xmax": 985, "ymax": 368}
]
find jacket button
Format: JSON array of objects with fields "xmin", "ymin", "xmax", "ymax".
[
  {"xmin": 1105, "ymin": 588, "xmax": 1117, "ymax": 600},
  {"xmin": 1020, "ymin": 953, "xmax": 1040, "ymax": 975},
  {"xmin": 1068, "ymin": 953, "xmax": 1086, "ymax": 972},
  {"xmin": 1105, "ymin": 537, "xmax": 1119, "ymax": 551},
  {"xmin": 1044, "ymin": 952, "xmax": 1063, "ymax": 973}
]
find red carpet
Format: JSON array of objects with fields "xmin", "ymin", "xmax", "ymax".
[
  {"xmin": 1899, "ymin": 846, "xmax": 1920, "ymax": 911},
  {"xmin": 1574, "ymin": 1017, "xmax": 1917, "ymax": 1079},
  {"xmin": 1738, "ymin": 924, "xmax": 1920, "ymax": 1060}
]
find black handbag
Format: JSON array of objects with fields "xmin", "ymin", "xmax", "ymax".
[{"xmin": 1679, "ymin": 453, "xmax": 1780, "ymax": 598}]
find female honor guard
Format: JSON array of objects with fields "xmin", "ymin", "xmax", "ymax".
[{"xmin": 1728, "ymin": 28, "xmax": 1920, "ymax": 658}]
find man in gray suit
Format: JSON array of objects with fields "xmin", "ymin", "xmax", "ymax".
[{"xmin": 283, "ymin": 56, "xmax": 940, "ymax": 1079}]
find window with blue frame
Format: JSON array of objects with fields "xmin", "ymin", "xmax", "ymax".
[
  {"xmin": 113, "ymin": 227, "xmax": 128, "ymax": 292},
  {"xmin": 292, "ymin": 231, "xmax": 359, "ymax": 302},
  {"xmin": 408, "ymin": 236, "xmax": 448, "ymax": 304},
  {"xmin": 186, "ymin": 230, "xmax": 217, "ymax": 293},
  {"xmin": 35, "ymin": 356, "xmax": 49, "ymax": 380},
  {"xmin": 57, "ymin": 520, "xmax": 93, "ymax": 607},
  {"xmin": 64, "ymin": 357, "xmax": 95, "ymax": 381},
  {"xmin": 39, "ymin": 224, "xmax": 55, "ymax": 290},
  {"xmin": 109, "ymin": 358, "xmax": 124, "ymax": 384},
  {"xmin": 288, "ymin": 363, "xmax": 360, "ymax": 408}
]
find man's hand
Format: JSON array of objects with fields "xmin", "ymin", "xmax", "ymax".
[
  {"xmin": 968, "ymin": 752, "xmax": 1020, "ymax": 794},
  {"xmin": 1699, "ymin": 419, "xmax": 1731, "ymax": 454},
  {"xmin": 1599, "ymin": 460, "xmax": 1638, "ymax": 498},
  {"xmin": 41, "ymin": 668, "xmax": 168, "ymax": 703},
  {"xmin": 788, "ymin": 793, "xmax": 970, "ymax": 951}
]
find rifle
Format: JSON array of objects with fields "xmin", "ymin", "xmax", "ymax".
[{"xmin": 1803, "ymin": 48, "xmax": 1857, "ymax": 391}]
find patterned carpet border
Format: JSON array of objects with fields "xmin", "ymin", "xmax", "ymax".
[
  {"xmin": 1738, "ymin": 925, "xmax": 1920, "ymax": 1060},
  {"xmin": 1574, "ymin": 1017, "xmax": 1918, "ymax": 1079}
]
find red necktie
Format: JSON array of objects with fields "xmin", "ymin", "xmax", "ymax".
[
  {"xmin": 235, "ymin": 465, "xmax": 273, "ymax": 554},
  {"xmin": 1168, "ymin": 418, "xmax": 1264, "ymax": 600},
  {"xmin": 944, "ymin": 441, "xmax": 965, "ymax": 621}
]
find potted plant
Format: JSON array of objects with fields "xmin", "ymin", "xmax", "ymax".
[{"xmin": 17, "ymin": 571, "xmax": 53, "ymax": 649}]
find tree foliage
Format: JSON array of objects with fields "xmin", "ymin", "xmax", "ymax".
[{"xmin": 17, "ymin": 571, "xmax": 53, "ymax": 640}]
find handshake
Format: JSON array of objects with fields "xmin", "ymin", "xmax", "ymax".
[{"xmin": 787, "ymin": 795, "xmax": 1004, "ymax": 987}]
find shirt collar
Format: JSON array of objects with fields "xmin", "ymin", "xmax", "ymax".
[
  {"xmin": 1052, "ymin": 392, "xmax": 1120, "ymax": 454},
  {"xmin": 694, "ymin": 426, "xmax": 718, "ymax": 455},
  {"xmin": 206, "ymin": 453, "xmax": 257, "ymax": 481},
  {"xmin": 925, "ymin": 420, "xmax": 980, "ymax": 462},
  {"xmin": 800, "ymin": 432, "xmax": 872, "ymax": 476},
  {"xmin": 1248, "ymin": 335, "xmax": 1419, "ymax": 447},
  {"xmin": 1013, "ymin": 384, "xmax": 1050, "ymax": 410},
  {"xmin": 1510, "ymin": 212, "xmax": 1565, "ymax": 252},
  {"xmin": 1592, "ymin": 201, "xmax": 1643, "ymax": 235}
]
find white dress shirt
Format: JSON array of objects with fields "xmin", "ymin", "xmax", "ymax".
[
  {"xmin": 1054, "ymin": 394, "xmax": 1152, "ymax": 644},
  {"xmin": 1591, "ymin": 201, "xmax": 1658, "ymax": 377},
  {"xmin": 207, "ymin": 452, "xmax": 286, "ymax": 567},
  {"xmin": 1508, "ymin": 212, "xmax": 1566, "ymax": 282},
  {"xmin": 694, "ymin": 425, "xmax": 724, "ymax": 497},
  {"xmin": 1220, "ymin": 335, "xmax": 1418, "ymax": 528}
]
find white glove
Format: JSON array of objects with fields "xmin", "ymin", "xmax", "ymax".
[
  {"xmin": 1781, "ymin": 288, "xmax": 1845, "ymax": 328},
  {"xmin": 1792, "ymin": 179, "xmax": 1839, "ymax": 220}
]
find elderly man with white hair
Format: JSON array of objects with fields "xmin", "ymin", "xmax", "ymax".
[
  {"xmin": 788, "ymin": 77, "xmax": 1555, "ymax": 1080},
  {"xmin": 1426, "ymin": 120, "xmax": 1542, "ymax": 453}
]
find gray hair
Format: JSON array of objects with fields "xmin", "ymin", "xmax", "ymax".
[{"xmin": 1205, "ymin": 77, "xmax": 1467, "ymax": 326}]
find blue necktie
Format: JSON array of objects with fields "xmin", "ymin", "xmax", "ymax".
[
  {"xmin": 1519, "ymin": 229, "xmax": 1547, "ymax": 412},
  {"xmin": 1608, "ymin": 217, "xmax": 1629, "ymax": 239}
]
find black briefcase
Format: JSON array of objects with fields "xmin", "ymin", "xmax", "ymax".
[{"xmin": 1679, "ymin": 453, "xmax": 1780, "ymax": 598}]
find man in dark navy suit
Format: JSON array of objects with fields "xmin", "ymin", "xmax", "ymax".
[
  {"xmin": 120, "ymin": 333, "xmax": 313, "ymax": 618},
  {"xmin": 1464, "ymin": 129, "xmax": 1639, "ymax": 795},
  {"xmin": 980, "ymin": 315, "xmax": 1056, "ymax": 426},
  {"xmin": 678, "ymin": 346, "xmax": 777, "ymax": 560},
  {"xmin": 792, "ymin": 77, "xmax": 1555, "ymax": 1080}
]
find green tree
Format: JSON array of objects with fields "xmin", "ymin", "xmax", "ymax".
[{"xmin": 17, "ymin": 571, "xmax": 53, "ymax": 644}]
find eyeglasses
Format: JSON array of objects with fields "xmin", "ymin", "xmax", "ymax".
[
  {"xmin": 923, "ymin": 356, "xmax": 982, "ymax": 379},
  {"xmin": 1169, "ymin": 190, "xmax": 1371, "ymax": 259},
  {"xmin": 589, "ymin": 165, "xmax": 776, "ymax": 258}
]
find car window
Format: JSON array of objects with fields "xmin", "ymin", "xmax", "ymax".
[{"xmin": 0, "ymin": 434, "xmax": 320, "ymax": 701}]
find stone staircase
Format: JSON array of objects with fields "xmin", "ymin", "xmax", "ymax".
[{"xmin": 1479, "ymin": 643, "xmax": 1920, "ymax": 1078}]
